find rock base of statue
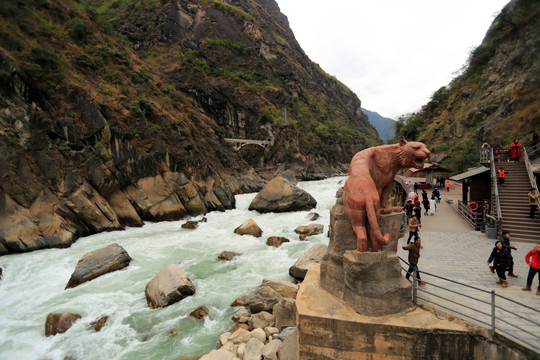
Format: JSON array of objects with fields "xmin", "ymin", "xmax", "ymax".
[
  {"xmin": 298, "ymin": 264, "xmax": 495, "ymax": 360},
  {"xmin": 320, "ymin": 190, "xmax": 410, "ymax": 316}
]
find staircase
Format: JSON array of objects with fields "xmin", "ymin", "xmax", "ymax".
[{"xmin": 495, "ymin": 160, "xmax": 540, "ymax": 243}]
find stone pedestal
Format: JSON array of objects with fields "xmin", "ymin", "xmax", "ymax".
[
  {"xmin": 340, "ymin": 251, "xmax": 412, "ymax": 316},
  {"xmin": 320, "ymin": 191, "xmax": 409, "ymax": 315},
  {"xmin": 298, "ymin": 265, "xmax": 487, "ymax": 359}
]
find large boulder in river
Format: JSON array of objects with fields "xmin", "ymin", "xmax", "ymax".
[
  {"xmin": 294, "ymin": 223, "xmax": 324, "ymax": 240},
  {"xmin": 145, "ymin": 264, "xmax": 195, "ymax": 309},
  {"xmin": 248, "ymin": 176, "xmax": 316, "ymax": 213},
  {"xmin": 234, "ymin": 219, "xmax": 263, "ymax": 238},
  {"xmin": 45, "ymin": 312, "xmax": 82, "ymax": 337},
  {"xmin": 289, "ymin": 244, "xmax": 327, "ymax": 281},
  {"xmin": 65, "ymin": 243, "xmax": 132, "ymax": 289}
]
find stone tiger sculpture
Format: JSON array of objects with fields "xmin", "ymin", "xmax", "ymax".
[{"xmin": 343, "ymin": 139, "xmax": 430, "ymax": 252}]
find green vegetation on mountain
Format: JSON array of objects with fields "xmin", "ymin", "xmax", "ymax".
[
  {"xmin": 394, "ymin": 0, "xmax": 540, "ymax": 174},
  {"xmin": 0, "ymin": 0, "xmax": 380, "ymax": 254}
]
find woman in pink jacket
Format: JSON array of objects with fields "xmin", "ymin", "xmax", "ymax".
[{"xmin": 522, "ymin": 243, "xmax": 540, "ymax": 294}]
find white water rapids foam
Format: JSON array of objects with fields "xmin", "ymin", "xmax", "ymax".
[{"xmin": 0, "ymin": 176, "xmax": 346, "ymax": 360}]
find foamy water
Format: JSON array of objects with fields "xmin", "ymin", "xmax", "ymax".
[{"xmin": 0, "ymin": 177, "xmax": 346, "ymax": 360}]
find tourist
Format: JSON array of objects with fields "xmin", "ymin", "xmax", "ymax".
[
  {"xmin": 445, "ymin": 179, "xmax": 451, "ymax": 192},
  {"xmin": 422, "ymin": 196, "xmax": 430, "ymax": 216},
  {"xmin": 497, "ymin": 167, "xmax": 506, "ymax": 187},
  {"xmin": 403, "ymin": 199, "xmax": 414, "ymax": 221},
  {"xmin": 481, "ymin": 142, "xmax": 490, "ymax": 162},
  {"xmin": 500, "ymin": 231, "xmax": 518, "ymax": 278},
  {"xmin": 429, "ymin": 195, "xmax": 437, "ymax": 215},
  {"xmin": 406, "ymin": 214, "xmax": 420, "ymax": 244},
  {"xmin": 510, "ymin": 139, "xmax": 522, "ymax": 162},
  {"xmin": 527, "ymin": 187, "xmax": 540, "ymax": 221},
  {"xmin": 432, "ymin": 187, "xmax": 441, "ymax": 203},
  {"xmin": 413, "ymin": 204, "xmax": 422, "ymax": 225},
  {"xmin": 522, "ymin": 243, "xmax": 540, "ymax": 294},
  {"xmin": 421, "ymin": 189, "xmax": 428, "ymax": 201},
  {"xmin": 403, "ymin": 237, "xmax": 425, "ymax": 285},
  {"xmin": 487, "ymin": 240, "xmax": 511, "ymax": 288}
]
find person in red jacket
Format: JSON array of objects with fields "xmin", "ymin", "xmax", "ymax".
[
  {"xmin": 522, "ymin": 243, "xmax": 540, "ymax": 295},
  {"xmin": 510, "ymin": 139, "xmax": 522, "ymax": 162}
]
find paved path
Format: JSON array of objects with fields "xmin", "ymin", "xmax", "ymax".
[{"xmin": 397, "ymin": 183, "xmax": 540, "ymax": 353}]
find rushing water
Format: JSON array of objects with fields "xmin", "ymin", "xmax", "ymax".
[{"xmin": 0, "ymin": 176, "xmax": 346, "ymax": 360}]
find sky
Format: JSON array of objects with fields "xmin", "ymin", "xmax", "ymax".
[{"xmin": 273, "ymin": 0, "xmax": 510, "ymax": 120}]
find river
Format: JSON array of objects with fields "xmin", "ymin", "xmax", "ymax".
[{"xmin": 0, "ymin": 176, "xmax": 346, "ymax": 360}]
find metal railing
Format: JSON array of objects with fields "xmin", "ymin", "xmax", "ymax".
[
  {"xmin": 489, "ymin": 148, "xmax": 502, "ymax": 224},
  {"xmin": 523, "ymin": 146, "xmax": 539, "ymax": 194},
  {"xmin": 456, "ymin": 200, "xmax": 484, "ymax": 230},
  {"xmin": 399, "ymin": 256, "xmax": 540, "ymax": 353}
]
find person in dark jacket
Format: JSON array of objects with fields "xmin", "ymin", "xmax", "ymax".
[
  {"xmin": 500, "ymin": 231, "xmax": 518, "ymax": 277},
  {"xmin": 487, "ymin": 240, "xmax": 511, "ymax": 287},
  {"xmin": 403, "ymin": 199, "xmax": 414, "ymax": 221},
  {"xmin": 403, "ymin": 237, "xmax": 425, "ymax": 285}
]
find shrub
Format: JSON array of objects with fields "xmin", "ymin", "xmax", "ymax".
[
  {"xmin": 30, "ymin": 47, "xmax": 59, "ymax": 70},
  {"xmin": 138, "ymin": 97, "xmax": 153, "ymax": 113},
  {"xmin": 67, "ymin": 19, "xmax": 89, "ymax": 44},
  {"xmin": 58, "ymin": 143, "xmax": 72, "ymax": 156},
  {"xmin": 76, "ymin": 53, "xmax": 96, "ymax": 69}
]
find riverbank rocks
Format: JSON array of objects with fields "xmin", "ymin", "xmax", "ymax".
[
  {"xmin": 266, "ymin": 236, "xmax": 289, "ymax": 247},
  {"xmin": 65, "ymin": 243, "xmax": 132, "ymax": 289},
  {"xmin": 218, "ymin": 251, "xmax": 239, "ymax": 261},
  {"xmin": 248, "ymin": 176, "xmax": 316, "ymax": 213},
  {"xmin": 200, "ymin": 277, "xmax": 298, "ymax": 359},
  {"xmin": 294, "ymin": 223, "xmax": 324, "ymax": 240},
  {"xmin": 261, "ymin": 278, "xmax": 298, "ymax": 299},
  {"xmin": 231, "ymin": 286, "xmax": 281, "ymax": 314},
  {"xmin": 145, "ymin": 265, "xmax": 195, "ymax": 309},
  {"xmin": 234, "ymin": 219, "xmax": 263, "ymax": 238},
  {"xmin": 45, "ymin": 312, "xmax": 81, "ymax": 337},
  {"xmin": 289, "ymin": 244, "xmax": 327, "ymax": 281}
]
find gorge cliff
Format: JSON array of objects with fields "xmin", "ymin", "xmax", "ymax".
[
  {"xmin": 0, "ymin": 0, "xmax": 380, "ymax": 254},
  {"xmin": 394, "ymin": 0, "xmax": 540, "ymax": 172}
]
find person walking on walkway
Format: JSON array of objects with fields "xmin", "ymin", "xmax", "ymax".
[
  {"xmin": 429, "ymin": 195, "xmax": 437, "ymax": 215},
  {"xmin": 406, "ymin": 215, "xmax": 421, "ymax": 244},
  {"xmin": 445, "ymin": 179, "xmax": 451, "ymax": 192},
  {"xmin": 432, "ymin": 188, "xmax": 441, "ymax": 202},
  {"xmin": 403, "ymin": 237, "xmax": 426, "ymax": 286},
  {"xmin": 403, "ymin": 199, "xmax": 413, "ymax": 221},
  {"xmin": 528, "ymin": 187, "xmax": 540, "ymax": 221},
  {"xmin": 500, "ymin": 231, "xmax": 518, "ymax": 278},
  {"xmin": 522, "ymin": 243, "xmax": 540, "ymax": 295},
  {"xmin": 487, "ymin": 240, "xmax": 511, "ymax": 288},
  {"xmin": 422, "ymin": 197, "xmax": 430, "ymax": 215},
  {"xmin": 414, "ymin": 204, "xmax": 422, "ymax": 225}
]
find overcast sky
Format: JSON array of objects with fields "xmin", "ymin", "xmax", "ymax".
[{"xmin": 274, "ymin": 0, "xmax": 510, "ymax": 119}]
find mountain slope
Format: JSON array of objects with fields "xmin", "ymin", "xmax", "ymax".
[
  {"xmin": 362, "ymin": 108, "xmax": 395, "ymax": 142},
  {"xmin": 394, "ymin": 0, "xmax": 540, "ymax": 173},
  {"xmin": 0, "ymin": 0, "xmax": 380, "ymax": 254}
]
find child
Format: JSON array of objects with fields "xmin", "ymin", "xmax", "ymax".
[
  {"xmin": 402, "ymin": 237, "xmax": 426, "ymax": 286},
  {"xmin": 522, "ymin": 243, "xmax": 540, "ymax": 295},
  {"xmin": 487, "ymin": 240, "xmax": 511, "ymax": 287}
]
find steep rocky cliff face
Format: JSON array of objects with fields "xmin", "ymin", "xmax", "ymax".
[
  {"xmin": 0, "ymin": 0, "xmax": 379, "ymax": 254},
  {"xmin": 395, "ymin": 0, "xmax": 539, "ymax": 172}
]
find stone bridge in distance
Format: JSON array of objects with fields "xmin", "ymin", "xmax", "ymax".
[{"xmin": 224, "ymin": 138, "xmax": 273, "ymax": 150}]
